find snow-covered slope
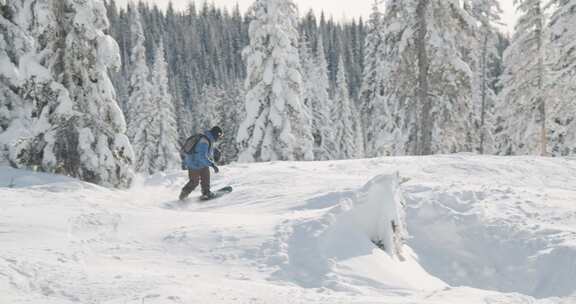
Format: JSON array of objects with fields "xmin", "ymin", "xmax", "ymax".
[{"xmin": 1, "ymin": 155, "xmax": 576, "ymax": 303}]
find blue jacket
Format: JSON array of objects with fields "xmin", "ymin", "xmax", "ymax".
[{"xmin": 184, "ymin": 130, "xmax": 215, "ymax": 170}]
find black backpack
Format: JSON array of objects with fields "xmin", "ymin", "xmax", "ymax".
[{"xmin": 182, "ymin": 133, "xmax": 211, "ymax": 155}]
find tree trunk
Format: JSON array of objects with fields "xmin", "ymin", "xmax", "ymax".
[
  {"xmin": 535, "ymin": 1, "xmax": 547, "ymax": 156},
  {"xmin": 479, "ymin": 32, "xmax": 488, "ymax": 154},
  {"xmin": 416, "ymin": 0, "xmax": 431, "ymax": 155}
]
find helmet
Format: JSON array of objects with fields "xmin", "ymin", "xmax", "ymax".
[{"xmin": 210, "ymin": 126, "xmax": 223, "ymax": 140}]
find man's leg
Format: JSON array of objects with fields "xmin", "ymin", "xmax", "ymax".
[
  {"xmin": 199, "ymin": 166, "xmax": 211, "ymax": 196},
  {"xmin": 179, "ymin": 170, "xmax": 200, "ymax": 200}
]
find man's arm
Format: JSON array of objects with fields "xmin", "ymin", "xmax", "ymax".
[
  {"xmin": 196, "ymin": 140, "xmax": 218, "ymax": 173},
  {"xmin": 196, "ymin": 142, "xmax": 214, "ymax": 166}
]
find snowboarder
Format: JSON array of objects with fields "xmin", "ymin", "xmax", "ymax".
[{"xmin": 179, "ymin": 126, "xmax": 223, "ymax": 200}]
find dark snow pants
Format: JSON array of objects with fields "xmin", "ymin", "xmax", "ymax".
[{"xmin": 180, "ymin": 167, "xmax": 210, "ymax": 199}]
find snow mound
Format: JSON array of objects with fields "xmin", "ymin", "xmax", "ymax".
[
  {"xmin": 268, "ymin": 173, "xmax": 445, "ymax": 292},
  {"xmin": 0, "ymin": 166, "xmax": 100, "ymax": 191},
  {"xmin": 407, "ymin": 184, "xmax": 576, "ymax": 298}
]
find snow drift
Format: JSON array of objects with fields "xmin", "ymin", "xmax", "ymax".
[
  {"xmin": 268, "ymin": 173, "xmax": 445, "ymax": 292},
  {"xmin": 407, "ymin": 184, "xmax": 576, "ymax": 298}
]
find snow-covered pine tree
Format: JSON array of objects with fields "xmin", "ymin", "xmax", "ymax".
[
  {"xmin": 300, "ymin": 34, "xmax": 333, "ymax": 160},
  {"xmin": 174, "ymin": 78, "xmax": 194, "ymax": 142},
  {"xmin": 237, "ymin": 0, "xmax": 314, "ymax": 162},
  {"xmin": 2, "ymin": 0, "xmax": 132, "ymax": 187},
  {"xmin": 150, "ymin": 41, "xmax": 180, "ymax": 171},
  {"xmin": 417, "ymin": 0, "xmax": 477, "ymax": 155},
  {"xmin": 359, "ymin": 0, "xmax": 383, "ymax": 152},
  {"xmin": 299, "ymin": 34, "xmax": 317, "ymax": 151},
  {"xmin": 346, "ymin": 18, "xmax": 364, "ymax": 101},
  {"xmin": 363, "ymin": 0, "xmax": 405, "ymax": 157},
  {"xmin": 364, "ymin": 0, "xmax": 476, "ymax": 156},
  {"xmin": 1, "ymin": 2, "xmax": 34, "ymax": 164},
  {"xmin": 125, "ymin": 5, "xmax": 157, "ymax": 174},
  {"xmin": 105, "ymin": 0, "xmax": 129, "ymax": 115},
  {"xmin": 467, "ymin": 0, "xmax": 503, "ymax": 154},
  {"xmin": 61, "ymin": 0, "xmax": 134, "ymax": 187},
  {"xmin": 332, "ymin": 56, "xmax": 359, "ymax": 159},
  {"xmin": 498, "ymin": 0, "xmax": 547, "ymax": 156},
  {"xmin": 199, "ymin": 85, "xmax": 224, "ymax": 129},
  {"xmin": 300, "ymin": 10, "xmax": 318, "ymax": 52},
  {"xmin": 547, "ymin": 0, "xmax": 576, "ymax": 156},
  {"xmin": 197, "ymin": 86, "xmax": 245, "ymax": 164},
  {"xmin": 352, "ymin": 103, "xmax": 365, "ymax": 158},
  {"xmin": 313, "ymin": 37, "xmax": 336, "ymax": 160},
  {"xmin": 217, "ymin": 81, "xmax": 246, "ymax": 163},
  {"xmin": 0, "ymin": 1, "xmax": 73, "ymax": 170}
]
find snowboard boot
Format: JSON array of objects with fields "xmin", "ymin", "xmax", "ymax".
[
  {"xmin": 179, "ymin": 188, "xmax": 192, "ymax": 201},
  {"xmin": 201, "ymin": 191, "xmax": 216, "ymax": 200}
]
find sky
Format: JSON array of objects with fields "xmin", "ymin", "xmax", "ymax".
[{"xmin": 116, "ymin": 0, "xmax": 518, "ymax": 33}]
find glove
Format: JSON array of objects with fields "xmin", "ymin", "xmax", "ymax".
[
  {"xmin": 212, "ymin": 165, "xmax": 220, "ymax": 173},
  {"xmin": 213, "ymin": 148, "xmax": 221, "ymax": 163}
]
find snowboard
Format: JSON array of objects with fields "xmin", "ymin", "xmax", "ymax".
[
  {"xmin": 163, "ymin": 186, "xmax": 233, "ymax": 209},
  {"xmin": 199, "ymin": 186, "xmax": 233, "ymax": 201}
]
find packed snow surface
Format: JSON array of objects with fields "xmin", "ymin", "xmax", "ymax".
[{"xmin": 1, "ymin": 155, "xmax": 576, "ymax": 303}]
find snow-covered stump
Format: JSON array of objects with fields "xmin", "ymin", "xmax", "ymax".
[
  {"xmin": 347, "ymin": 173, "xmax": 408, "ymax": 260},
  {"xmin": 267, "ymin": 173, "xmax": 446, "ymax": 292}
]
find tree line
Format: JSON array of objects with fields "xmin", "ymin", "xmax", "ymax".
[{"xmin": 1, "ymin": 0, "xmax": 575, "ymax": 188}]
